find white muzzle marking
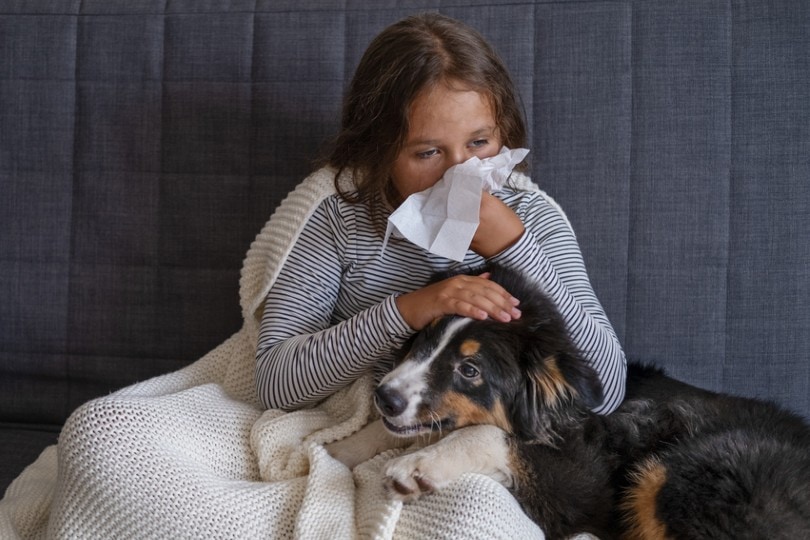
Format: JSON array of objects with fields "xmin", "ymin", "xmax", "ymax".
[{"xmin": 378, "ymin": 317, "xmax": 473, "ymax": 427}]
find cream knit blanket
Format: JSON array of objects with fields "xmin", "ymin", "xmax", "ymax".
[{"xmin": 0, "ymin": 168, "xmax": 548, "ymax": 540}]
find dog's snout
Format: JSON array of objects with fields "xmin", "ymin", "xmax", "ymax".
[{"xmin": 375, "ymin": 385, "xmax": 407, "ymax": 417}]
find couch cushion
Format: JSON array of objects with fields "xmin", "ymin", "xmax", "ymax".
[
  {"xmin": 0, "ymin": 424, "xmax": 60, "ymax": 495},
  {"xmin": 1, "ymin": 0, "xmax": 808, "ymax": 434}
]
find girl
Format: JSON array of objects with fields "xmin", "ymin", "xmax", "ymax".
[
  {"xmin": 1, "ymin": 13, "xmax": 626, "ymax": 540},
  {"xmin": 256, "ymin": 13, "xmax": 626, "ymax": 415}
]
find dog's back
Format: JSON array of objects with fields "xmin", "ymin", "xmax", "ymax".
[{"xmin": 612, "ymin": 364, "xmax": 810, "ymax": 539}]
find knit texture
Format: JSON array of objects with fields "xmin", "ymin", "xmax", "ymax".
[{"xmin": 1, "ymin": 168, "xmax": 553, "ymax": 539}]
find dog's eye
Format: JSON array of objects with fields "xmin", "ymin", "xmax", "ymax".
[{"xmin": 459, "ymin": 362, "xmax": 480, "ymax": 379}]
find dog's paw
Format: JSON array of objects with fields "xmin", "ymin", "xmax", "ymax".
[
  {"xmin": 325, "ymin": 436, "xmax": 365, "ymax": 470},
  {"xmin": 381, "ymin": 425, "xmax": 514, "ymax": 502},
  {"xmin": 325, "ymin": 419, "xmax": 415, "ymax": 470},
  {"xmin": 383, "ymin": 448, "xmax": 453, "ymax": 502}
]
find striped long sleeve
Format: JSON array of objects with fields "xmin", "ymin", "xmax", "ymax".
[
  {"xmin": 256, "ymin": 187, "xmax": 626, "ymax": 413},
  {"xmin": 489, "ymin": 195, "xmax": 626, "ymax": 413}
]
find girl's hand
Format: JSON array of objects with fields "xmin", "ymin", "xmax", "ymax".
[
  {"xmin": 470, "ymin": 192, "xmax": 525, "ymax": 258},
  {"xmin": 396, "ymin": 272, "xmax": 521, "ymax": 330}
]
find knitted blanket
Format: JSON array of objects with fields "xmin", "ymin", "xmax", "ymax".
[{"xmin": 0, "ymin": 168, "xmax": 550, "ymax": 539}]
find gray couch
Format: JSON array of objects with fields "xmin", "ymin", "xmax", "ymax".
[{"xmin": 2, "ymin": 0, "xmax": 808, "ymax": 497}]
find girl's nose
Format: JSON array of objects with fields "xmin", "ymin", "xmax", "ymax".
[{"xmin": 448, "ymin": 148, "xmax": 471, "ymax": 166}]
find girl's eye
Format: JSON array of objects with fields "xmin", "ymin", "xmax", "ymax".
[
  {"xmin": 470, "ymin": 139, "xmax": 488, "ymax": 148},
  {"xmin": 459, "ymin": 362, "xmax": 480, "ymax": 379},
  {"xmin": 416, "ymin": 148, "xmax": 438, "ymax": 159}
]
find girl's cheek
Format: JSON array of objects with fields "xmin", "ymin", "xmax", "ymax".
[
  {"xmin": 396, "ymin": 165, "xmax": 441, "ymax": 197},
  {"xmin": 414, "ymin": 161, "xmax": 445, "ymax": 186}
]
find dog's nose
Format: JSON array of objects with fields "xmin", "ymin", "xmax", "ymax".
[{"xmin": 375, "ymin": 385, "xmax": 407, "ymax": 417}]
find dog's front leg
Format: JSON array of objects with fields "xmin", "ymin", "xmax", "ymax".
[
  {"xmin": 326, "ymin": 419, "xmax": 414, "ymax": 470},
  {"xmin": 383, "ymin": 424, "xmax": 514, "ymax": 501}
]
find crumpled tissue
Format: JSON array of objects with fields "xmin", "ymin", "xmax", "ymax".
[{"xmin": 383, "ymin": 146, "xmax": 529, "ymax": 262}]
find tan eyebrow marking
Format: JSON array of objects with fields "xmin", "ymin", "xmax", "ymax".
[{"xmin": 459, "ymin": 339, "xmax": 481, "ymax": 357}]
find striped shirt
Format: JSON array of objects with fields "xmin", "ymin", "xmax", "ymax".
[{"xmin": 257, "ymin": 186, "xmax": 626, "ymax": 414}]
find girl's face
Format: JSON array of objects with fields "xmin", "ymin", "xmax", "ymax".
[{"xmin": 391, "ymin": 82, "xmax": 502, "ymax": 202}]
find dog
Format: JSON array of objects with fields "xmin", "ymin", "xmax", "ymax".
[{"xmin": 327, "ymin": 265, "xmax": 810, "ymax": 539}]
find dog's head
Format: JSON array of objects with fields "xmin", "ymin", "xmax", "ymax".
[{"xmin": 376, "ymin": 265, "xmax": 603, "ymax": 444}]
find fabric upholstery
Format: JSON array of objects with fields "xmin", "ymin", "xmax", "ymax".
[{"xmin": 1, "ymin": 0, "xmax": 809, "ymax": 493}]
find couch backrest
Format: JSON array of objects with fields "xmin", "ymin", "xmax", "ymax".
[{"xmin": 1, "ymin": 0, "xmax": 808, "ymax": 424}]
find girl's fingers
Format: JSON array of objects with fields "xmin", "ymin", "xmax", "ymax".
[
  {"xmin": 396, "ymin": 274, "xmax": 522, "ymax": 330},
  {"xmin": 446, "ymin": 276, "xmax": 521, "ymax": 322}
]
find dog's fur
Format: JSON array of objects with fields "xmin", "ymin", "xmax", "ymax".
[{"xmin": 327, "ymin": 265, "xmax": 810, "ymax": 539}]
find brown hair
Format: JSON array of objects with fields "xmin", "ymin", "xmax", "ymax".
[{"xmin": 323, "ymin": 13, "xmax": 527, "ymax": 222}]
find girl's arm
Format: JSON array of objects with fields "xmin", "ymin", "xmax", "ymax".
[
  {"xmin": 257, "ymin": 190, "xmax": 625, "ymax": 414},
  {"xmin": 255, "ymin": 203, "xmax": 413, "ymax": 411},
  {"xmin": 483, "ymin": 191, "xmax": 627, "ymax": 414}
]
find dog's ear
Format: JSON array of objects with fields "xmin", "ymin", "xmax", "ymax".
[
  {"xmin": 510, "ymin": 350, "xmax": 604, "ymax": 443},
  {"xmin": 555, "ymin": 352, "xmax": 604, "ymax": 410},
  {"xmin": 518, "ymin": 305, "xmax": 604, "ymax": 411},
  {"xmin": 526, "ymin": 350, "xmax": 602, "ymax": 410}
]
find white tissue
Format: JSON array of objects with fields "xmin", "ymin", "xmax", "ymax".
[{"xmin": 383, "ymin": 146, "xmax": 529, "ymax": 262}]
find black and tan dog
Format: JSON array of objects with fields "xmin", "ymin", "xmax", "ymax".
[{"xmin": 327, "ymin": 265, "xmax": 810, "ymax": 539}]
